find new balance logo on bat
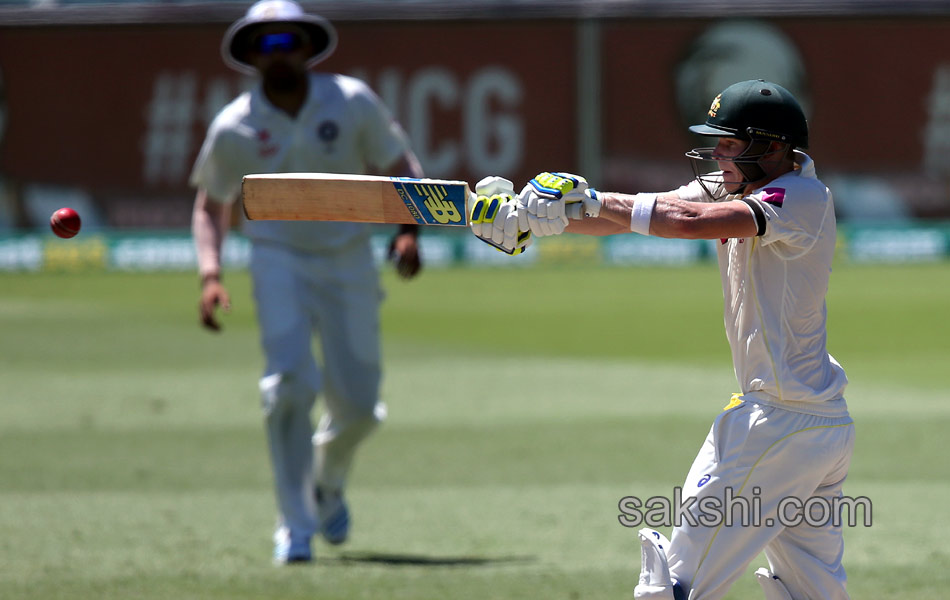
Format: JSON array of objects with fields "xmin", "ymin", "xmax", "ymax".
[
  {"xmin": 394, "ymin": 181, "xmax": 467, "ymax": 226},
  {"xmin": 418, "ymin": 184, "xmax": 463, "ymax": 224}
]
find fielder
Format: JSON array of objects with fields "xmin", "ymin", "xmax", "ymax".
[
  {"xmin": 472, "ymin": 80, "xmax": 854, "ymax": 599},
  {"xmin": 191, "ymin": 0, "xmax": 423, "ymax": 564}
]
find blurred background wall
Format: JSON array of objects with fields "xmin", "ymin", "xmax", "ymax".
[{"xmin": 2, "ymin": 0, "xmax": 949, "ymax": 264}]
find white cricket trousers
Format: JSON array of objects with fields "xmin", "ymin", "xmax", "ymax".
[
  {"xmin": 251, "ymin": 241, "xmax": 385, "ymax": 538},
  {"xmin": 666, "ymin": 399, "xmax": 855, "ymax": 600}
]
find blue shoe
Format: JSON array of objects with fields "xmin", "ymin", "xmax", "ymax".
[
  {"xmin": 315, "ymin": 487, "xmax": 350, "ymax": 545},
  {"xmin": 273, "ymin": 526, "xmax": 312, "ymax": 565}
]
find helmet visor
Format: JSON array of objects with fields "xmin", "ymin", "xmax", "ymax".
[
  {"xmin": 685, "ymin": 141, "xmax": 787, "ymax": 200},
  {"xmin": 685, "ymin": 150, "xmax": 729, "ymax": 201}
]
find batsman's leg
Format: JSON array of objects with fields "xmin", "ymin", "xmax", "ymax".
[
  {"xmin": 665, "ymin": 402, "xmax": 854, "ymax": 599},
  {"xmin": 754, "ymin": 568, "xmax": 793, "ymax": 600},
  {"xmin": 761, "ymin": 428, "xmax": 854, "ymax": 600},
  {"xmin": 634, "ymin": 528, "xmax": 687, "ymax": 600}
]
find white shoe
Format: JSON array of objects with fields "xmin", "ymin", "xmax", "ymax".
[
  {"xmin": 315, "ymin": 487, "xmax": 350, "ymax": 545},
  {"xmin": 273, "ymin": 526, "xmax": 312, "ymax": 564}
]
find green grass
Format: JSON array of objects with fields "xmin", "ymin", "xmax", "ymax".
[{"xmin": 1, "ymin": 262, "xmax": 948, "ymax": 598}]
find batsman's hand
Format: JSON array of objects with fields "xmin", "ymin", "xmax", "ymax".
[
  {"xmin": 470, "ymin": 176, "xmax": 531, "ymax": 255},
  {"xmin": 199, "ymin": 275, "xmax": 231, "ymax": 332},
  {"xmin": 520, "ymin": 172, "xmax": 602, "ymax": 236}
]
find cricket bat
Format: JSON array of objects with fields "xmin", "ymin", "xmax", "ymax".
[{"xmin": 242, "ymin": 172, "xmax": 472, "ymax": 226}]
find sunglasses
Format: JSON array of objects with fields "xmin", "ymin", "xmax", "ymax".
[{"xmin": 254, "ymin": 32, "xmax": 304, "ymax": 54}]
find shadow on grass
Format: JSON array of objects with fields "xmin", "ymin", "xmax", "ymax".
[{"xmin": 326, "ymin": 551, "xmax": 536, "ymax": 567}]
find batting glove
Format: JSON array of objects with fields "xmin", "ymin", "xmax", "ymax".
[
  {"xmin": 520, "ymin": 172, "xmax": 602, "ymax": 237},
  {"xmin": 470, "ymin": 176, "xmax": 531, "ymax": 255}
]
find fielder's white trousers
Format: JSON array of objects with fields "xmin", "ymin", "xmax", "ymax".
[
  {"xmin": 251, "ymin": 241, "xmax": 385, "ymax": 538},
  {"xmin": 667, "ymin": 399, "xmax": 855, "ymax": 600}
]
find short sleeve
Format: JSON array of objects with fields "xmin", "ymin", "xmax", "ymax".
[
  {"xmin": 351, "ymin": 82, "xmax": 411, "ymax": 171},
  {"xmin": 189, "ymin": 117, "xmax": 244, "ymax": 204},
  {"xmin": 749, "ymin": 182, "xmax": 833, "ymax": 255}
]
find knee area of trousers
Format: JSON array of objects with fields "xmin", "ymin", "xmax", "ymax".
[
  {"xmin": 340, "ymin": 406, "xmax": 386, "ymax": 438},
  {"xmin": 313, "ymin": 403, "xmax": 386, "ymax": 446},
  {"xmin": 259, "ymin": 373, "xmax": 317, "ymax": 417},
  {"xmin": 354, "ymin": 400, "xmax": 386, "ymax": 427},
  {"xmin": 754, "ymin": 568, "xmax": 793, "ymax": 600}
]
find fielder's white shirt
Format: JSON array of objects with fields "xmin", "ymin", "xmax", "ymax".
[
  {"xmin": 190, "ymin": 72, "xmax": 411, "ymax": 253},
  {"xmin": 676, "ymin": 152, "xmax": 849, "ymax": 417}
]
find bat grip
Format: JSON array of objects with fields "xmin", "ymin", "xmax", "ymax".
[
  {"xmin": 566, "ymin": 203, "xmax": 584, "ymax": 220},
  {"xmin": 467, "ymin": 191, "xmax": 518, "ymax": 255}
]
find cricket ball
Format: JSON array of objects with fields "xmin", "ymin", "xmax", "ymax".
[{"xmin": 50, "ymin": 207, "xmax": 82, "ymax": 239}]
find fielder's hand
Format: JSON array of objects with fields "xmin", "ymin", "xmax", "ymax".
[
  {"xmin": 199, "ymin": 275, "xmax": 231, "ymax": 332},
  {"xmin": 388, "ymin": 229, "xmax": 422, "ymax": 279},
  {"xmin": 470, "ymin": 176, "xmax": 531, "ymax": 255},
  {"xmin": 520, "ymin": 172, "xmax": 602, "ymax": 236}
]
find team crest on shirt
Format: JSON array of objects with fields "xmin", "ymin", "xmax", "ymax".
[{"xmin": 317, "ymin": 120, "xmax": 339, "ymax": 152}]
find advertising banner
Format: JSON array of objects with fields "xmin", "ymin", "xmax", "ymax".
[{"xmin": 1, "ymin": 15, "xmax": 948, "ymax": 233}]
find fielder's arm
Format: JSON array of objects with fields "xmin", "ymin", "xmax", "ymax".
[
  {"xmin": 567, "ymin": 191, "xmax": 759, "ymax": 240},
  {"xmin": 193, "ymin": 189, "xmax": 232, "ymax": 283},
  {"xmin": 193, "ymin": 189, "xmax": 233, "ymax": 330},
  {"xmin": 382, "ymin": 153, "xmax": 425, "ymax": 278}
]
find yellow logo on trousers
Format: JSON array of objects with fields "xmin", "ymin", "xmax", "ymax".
[{"xmin": 722, "ymin": 393, "xmax": 744, "ymax": 411}]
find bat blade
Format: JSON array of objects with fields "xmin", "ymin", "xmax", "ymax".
[{"xmin": 242, "ymin": 172, "xmax": 472, "ymax": 226}]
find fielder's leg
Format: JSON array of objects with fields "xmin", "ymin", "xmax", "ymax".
[
  {"xmin": 252, "ymin": 244, "xmax": 321, "ymax": 562},
  {"xmin": 308, "ymin": 245, "xmax": 385, "ymax": 544}
]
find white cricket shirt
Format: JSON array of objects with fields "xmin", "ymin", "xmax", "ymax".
[
  {"xmin": 191, "ymin": 72, "xmax": 411, "ymax": 253},
  {"xmin": 677, "ymin": 152, "xmax": 849, "ymax": 417}
]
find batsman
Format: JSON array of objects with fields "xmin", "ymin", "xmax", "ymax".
[{"xmin": 472, "ymin": 80, "xmax": 854, "ymax": 599}]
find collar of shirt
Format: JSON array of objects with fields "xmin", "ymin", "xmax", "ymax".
[
  {"xmin": 250, "ymin": 72, "xmax": 325, "ymax": 121},
  {"xmin": 792, "ymin": 150, "xmax": 816, "ymax": 179}
]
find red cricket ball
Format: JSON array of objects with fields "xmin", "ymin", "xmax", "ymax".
[{"xmin": 50, "ymin": 207, "xmax": 82, "ymax": 239}]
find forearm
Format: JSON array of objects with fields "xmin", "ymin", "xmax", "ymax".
[
  {"xmin": 192, "ymin": 190, "xmax": 231, "ymax": 280},
  {"xmin": 564, "ymin": 214, "xmax": 629, "ymax": 236},
  {"xmin": 597, "ymin": 191, "xmax": 677, "ymax": 237},
  {"xmin": 564, "ymin": 192, "xmax": 675, "ymax": 236},
  {"xmin": 578, "ymin": 191, "xmax": 757, "ymax": 240}
]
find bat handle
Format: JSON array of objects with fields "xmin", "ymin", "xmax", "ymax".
[{"xmin": 566, "ymin": 203, "xmax": 584, "ymax": 220}]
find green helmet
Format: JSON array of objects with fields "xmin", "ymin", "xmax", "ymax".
[{"xmin": 689, "ymin": 79, "xmax": 808, "ymax": 149}]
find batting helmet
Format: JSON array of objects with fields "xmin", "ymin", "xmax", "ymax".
[
  {"xmin": 689, "ymin": 79, "xmax": 808, "ymax": 149},
  {"xmin": 222, "ymin": 0, "xmax": 337, "ymax": 75}
]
